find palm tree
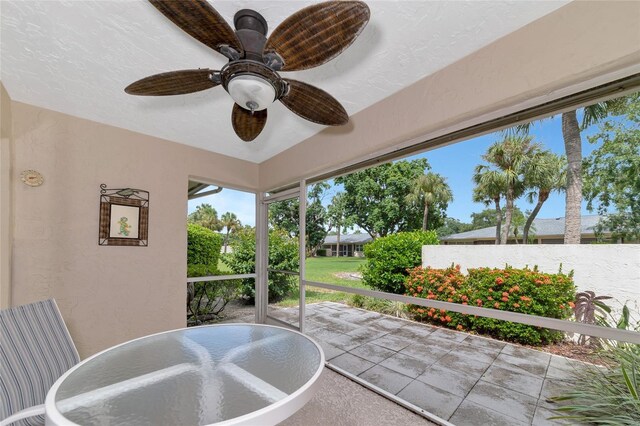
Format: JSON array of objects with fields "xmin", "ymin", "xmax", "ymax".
[
  {"xmin": 515, "ymin": 99, "xmax": 626, "ymax": 243},
  {"xmin": 472, "ymin": 169, "xmax": 506, "ymax": 244},
  {"xmin": 220, "ymin": 212, "xmax": 241, "ymax": 253},
  {"xmin": 327, "ymin": 193, "xmax": 352, "ymax": 257},
  {"xmin": 188, "ymin": 203, "xmax": 222, "ymax": 231},
  {"xmin": 510, "ymin": 209, "xmax": 527, "ymax": 244},
  {"xmin": 406, "ymin": 173, "xmax": 453, "ymax": 231},
  {"xmin": 522, "ymin": 151, "xmax": 566, "ymax": 243},
  {"xmin": 476, "ymin": 135, "xmax": 540, "ymax": 244}
]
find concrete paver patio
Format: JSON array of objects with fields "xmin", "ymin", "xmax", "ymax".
[{"xmin": 269, "ymin": 302, "xmax": 584, "ymax": 426}]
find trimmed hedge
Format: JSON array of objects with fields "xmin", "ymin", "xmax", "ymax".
[
  {"xmin": 187, "ymin": 223, "xmax": 222, "ymax": 266},
  {"xmin": 405, "ymin": 265, "xmax": 576, "ymax": 345},
  {"xmin": 362, "ymin": 231, "xmax": 439, "ymax": 294}
]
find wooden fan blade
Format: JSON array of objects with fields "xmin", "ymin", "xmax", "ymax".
[
  {"xmin": 149, "ymin": 0, "xmax": 243, "ymax": 56},
  {"xmin": 125, "ymin": 69, "xmax": 218, "ymax": 96},
  {"xmin": 232, "ymin": 104, "xmax": 267, "ymax": 141},
  {"xmin": 265, "ymin": 1, "xmax": 370, "ymax": 71},
  {"xmin": 280, "ymin": 79, "xmax": 348, "ymax": 126}
]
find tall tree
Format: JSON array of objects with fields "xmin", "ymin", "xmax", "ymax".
[
  {"xmin": 326, "ymin": 192, "xmax": 353, "ymax": 257},
  {"xmin": 406, "ymin": 172, "xmax": 453, "ymax": 231},
  {"xmin": 268, "ymin": 183, "xmax": 330, "ymax": 256},
  {"xmin": 522, "ymin": 151, "xmax": 566, "ymax": 243},
  {"xmin": 335, "ymin": 159, "xmax": 444, "ymax": 238},
  {"xmin": 583, "ymin": 93, "xmax": 640, "ymax": 241},
  {"xmin": 475, "ymin": 135, "xmax": 540, "ymax": 244},
  {"xmin": 436, "ymin": 217, "xmax": 473, "ymax": 237},
  {"xmin": 472, "ymin": 164, "xmax": 507, "ymax": 244},
  {"xmin": 516, "ymin": 99, "xmax": 627, "ymax": 243},
  {"xmin": 509, "ymin": 208, "xmax": 527, "ymax": 244},
  {"xmin": 220, "ymin": 212, "xmax": 241, "ymax": 253},
  {"xmin": 188, "ymin": 203, "xmax": 222, "ymax": 231}
]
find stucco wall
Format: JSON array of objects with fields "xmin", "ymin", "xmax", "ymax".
[
  {"xmin": 422, "ymin": 245, "xmax": 640, "ymax": 312},
  {"xmin": 1, "ymin": 83, "xmax": 13, "ymax": 309},
  {"xmin": 259, "ymin": 0, "xmax": 640, "ymax": 190},
  {"xmin": 9, "ymin": 101, "xmax": 259, "ymax": 357}
]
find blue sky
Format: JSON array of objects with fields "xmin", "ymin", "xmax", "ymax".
[{"xmin": 188, "ymin": 112, "xmax": 607, "ymax": 227}]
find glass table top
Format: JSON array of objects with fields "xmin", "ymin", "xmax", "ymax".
[{"xmin": 47, "ymin": 324, "xmax": 323, "ymax": 425}]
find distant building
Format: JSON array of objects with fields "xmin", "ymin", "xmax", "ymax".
[
  {"xmin": 321, "ymin": 233, "xmax": 373, "ymax": 257},
  {"xmin": 441, "ymin": 215, "xmax": 612, "ymax": 245}
]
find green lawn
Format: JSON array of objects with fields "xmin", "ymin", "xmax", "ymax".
[{"xmin": 277, "ymin": 256, "xmax": 368, "ymax": 307}]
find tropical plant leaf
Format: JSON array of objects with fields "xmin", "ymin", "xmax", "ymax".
[{"xmin": 621, "ymin": 364, "xmax": 639, "ymax": 400}]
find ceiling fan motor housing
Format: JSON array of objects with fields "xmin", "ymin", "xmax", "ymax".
[{"xmin": 234, "ymin": 9, "xmax": 268, "ymax": 62}]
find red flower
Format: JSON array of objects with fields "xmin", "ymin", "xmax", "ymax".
[{"xmin": 495, "ymin": 277, "xmax": 504, "ymax": 285}]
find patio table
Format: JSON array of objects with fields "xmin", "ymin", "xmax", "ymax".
[{"xmin": 44, "ymin": 324, "xmax": 324, "ymax": 425}]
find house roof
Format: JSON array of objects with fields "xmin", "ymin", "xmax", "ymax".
[
  {"xmin": 323, "ymin": 234, "xmax": 372, "ymax": 245},
  {"xmin": 441, "ymin": 215, "xmax": 604, "ymax": 241},
  {"xmin": 0, "ymin": 1, "xmax": 566, "ymax": 163}
]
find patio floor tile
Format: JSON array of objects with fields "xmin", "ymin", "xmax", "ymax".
[
  {"xmin": 370, "ymin": 334, "xmax": 413, "ymax": 351},
  {"xmin": 370, "ymin": 317, "xmax": 407, "ymax": 331},
  {"xmin": 430, "ymin": 328, "xmax": 469, "ymax": 342},
  {"xmin": 545, "ymin": 365, "xmax": 575, "ymax": 381},
  {"xmin": 396, "ymin": 323, "xmax": 436, "ymax": 337},
  {"xmin": 537, "ymin": 378, "xmax": 574, "ymax": 409},
  {"xmin": 379, "ymin": 352, "xmax": 432, "ymax": 378},
  {"xmin": 465, "ymin": 380, "xmax": 537, "ymax": 424},
  {"xmin": 431, "ymin": 351, "xmax": 492, "ymax": 378},
  {"xmin": 449, "ymin": 400, "xmax": 528, "ymax": 426},
  {"xmin": 317, "ymin": 341, "xmax": 345, "ymax": 361},
  {"xmin": 359, "ymin": 365, "xmax": 413, "ymax": 395},
  {"xmin": 324, "ymin": 332, "xmax": 363, "ymax": 352},
  {"xmin": 482, "ymin": 364, "xmax": 545, "ymax": 399},
  {"xmin": 460, "ymin": 334, "xmax": 507, "ymax": 351},
  {"xmin": 420, "ymin": 335, "xmax": 463, "ymax": 351},
  {"xmin": 399, "ymin": 342, "xmax": 449, "ymax": 364},
  {"xmin": 397, "ymin": 380, "xmax": 464, "ymax": 420},
  {"xmin": 346, "ymin": 326, "xmax": 388, "ymax": 341},
  {"xmin": 416, "ymin": 363, "xmax": 479, "ymax": 398},
  {"xmin": 502, "ymin": 344, "xmax": 552, "ymax": 364},
  {"xmin": 494, "ymin": 352, "xmax": 550, "ymax": 377},
  {"xmin": 330, "ymin": 353, "xmax": 376, "ymax": 376},
  {"xmin": 453, "ymin": 343, "xmax": 500, "ymax": 364},
  {"xmin": 319, "ymin": 318, "xmax": 362, "ymax": 334},
  {"xmin": 532, "ymin": 405, "xmax": 576, "ymax": 425},
  {"xmin": 349, "ymin": 342, "xmax": 396, "ymax": 364}
]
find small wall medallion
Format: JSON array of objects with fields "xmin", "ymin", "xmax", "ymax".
[{"xmin": 20, "ymin": 170, "xmax": 44, "ymax": 187}]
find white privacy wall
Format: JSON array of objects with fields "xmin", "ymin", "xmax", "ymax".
[{"xmin": 422, "ymin": 245, "xmax": 640, "ymax": 311}]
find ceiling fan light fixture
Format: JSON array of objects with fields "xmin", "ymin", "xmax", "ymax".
[{"xmin": 227, "ymin": 74, "xmax": 275, "ymax": 111}]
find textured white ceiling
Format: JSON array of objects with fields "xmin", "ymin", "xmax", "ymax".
[{"xmin": 1, "ymin": 1, "xmax": 568, "ymax": 163}]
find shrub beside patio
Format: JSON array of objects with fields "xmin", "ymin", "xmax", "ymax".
[
  {"xmin": 361, "ymin": 230, "xmax": 439, "ymax": 294},
  {"xmin": 405, "ymin": 264, "xmax": 576, "ymax": 345}
]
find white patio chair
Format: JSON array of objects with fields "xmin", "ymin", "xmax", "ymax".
[{"xmin": 0, "ymin": 299, "xmax": 79, "ymax": 426}]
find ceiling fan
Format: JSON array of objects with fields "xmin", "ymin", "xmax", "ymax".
[{"xmin": 125, "ymin": 0, "xmax": 370, "ymax": 142}]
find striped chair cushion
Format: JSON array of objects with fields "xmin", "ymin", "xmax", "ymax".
[{"xmin": 1, "ymin": 300, "xmax": 79, "ymax": 426}]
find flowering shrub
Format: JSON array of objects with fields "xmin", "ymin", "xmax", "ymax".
[{"xmin": 405, "ymin": 265, "xmax": 576, "ymax": 345}]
